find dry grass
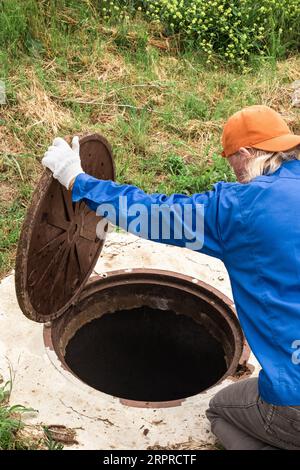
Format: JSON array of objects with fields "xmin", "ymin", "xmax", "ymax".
[
  {"xmin": 0, "ymin": 125, "xmax": 25, "ymax": 155},
  {"xmin": 17, "ymin": 69, "xmax": 73, "ymax": 133},
  {"xmin": 1, "ymin": 17, "xmax": 300, "ymax": 277}
]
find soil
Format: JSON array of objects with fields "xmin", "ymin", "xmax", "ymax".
[{"xmin": 0, "ymin": 182, "xmax": 16, "ymax": 204}]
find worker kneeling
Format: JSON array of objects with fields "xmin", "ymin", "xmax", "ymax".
[{"xmin": 42, "ymin": 105, "xmax": 300, "ymax": 450}]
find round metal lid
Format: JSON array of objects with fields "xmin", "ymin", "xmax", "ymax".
[{"xmin": 15, "ymin": 133, "xmax": 115, "ymax": 323}]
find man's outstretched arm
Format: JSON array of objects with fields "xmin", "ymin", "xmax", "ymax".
[{"xmin": 42, "ymin": 136, "xmax": 224, "ymax": 259}]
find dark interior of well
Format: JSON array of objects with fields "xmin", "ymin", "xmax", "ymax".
[{"xmin": 64, "ymin": 306, "xmax": 227, "ymax": 402}]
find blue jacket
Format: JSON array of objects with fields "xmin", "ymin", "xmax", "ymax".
[{"xmin": 72, "ymin": 159, "xmax": 300, "ymax": 405}]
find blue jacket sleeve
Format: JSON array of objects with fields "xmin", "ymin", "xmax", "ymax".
[{"xmin": 72, "ymin": 173, "xmax": 224, "ymax": 259}]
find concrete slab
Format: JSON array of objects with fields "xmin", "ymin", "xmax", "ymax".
[{"xmin": 0, "ymin": 231, "xmax": 260, "ymax": 449}]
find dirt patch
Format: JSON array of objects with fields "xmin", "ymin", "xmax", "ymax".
[
  {"xmin": 0, "ymin": 125, "xmax": 25, "ymax": 155},
  {"xmin": 0, "ymin": 181, "xmax": 17, "ymax": 204},
  {"xmin": 148, "ymin": 439, "xmax": 220, "ymax": 450},
  {"xmin": 16, "ymin": 423, "xmax": 78, "ymax": 449},
  {"xmin": 232, "ymin": 360, "xmax": 255, "ymax": 381}
]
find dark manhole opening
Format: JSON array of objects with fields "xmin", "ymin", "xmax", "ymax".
[{"xmin": 64, "ymin": 306, "xmax": 227, "ymax": 402}]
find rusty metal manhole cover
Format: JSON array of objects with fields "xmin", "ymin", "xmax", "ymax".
[{"xmin": 15, "ymin": 134, "xmax": 115, "ymax": 323}]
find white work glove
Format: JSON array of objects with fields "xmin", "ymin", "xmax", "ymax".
[{"xmin": 42, "ymin": 136, "xmax": 84, "ymax": 190}]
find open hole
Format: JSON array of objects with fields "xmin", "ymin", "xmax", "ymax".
[
  {"xmin": 64, "ymin": 306, "xmax": 227, "ymax": 402},
  {"xmin": 48, "ymin": 271, "xmax": 245, "ymax": 407}
]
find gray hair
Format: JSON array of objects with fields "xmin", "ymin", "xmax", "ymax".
[{"xmin": 243, "ymin": 146, "xmax": 300, "ymax": 182}]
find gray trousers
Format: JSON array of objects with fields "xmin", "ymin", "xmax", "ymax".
[{"xmin": 206, "ymin": 378, "xmax": 300, "ymax": 450}]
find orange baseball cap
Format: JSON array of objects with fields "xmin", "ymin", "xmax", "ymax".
[{"xmin": 221, "ymin": 105, "xmax": 300, "ymax": 157}]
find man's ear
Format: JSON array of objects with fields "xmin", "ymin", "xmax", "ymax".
[{"xmin": 238, "ymin": 147, "xmax": 252, "ymax": 158}]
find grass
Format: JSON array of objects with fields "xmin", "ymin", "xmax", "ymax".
[
  {"xmin": 0, "ymin": 3, "xmax": 300, "ymax": 277},
  {"xmin": 0, "ymin": 373, "xmax": 65, "ymax": 450}
]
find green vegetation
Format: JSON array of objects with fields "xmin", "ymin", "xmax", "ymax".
[
  {"xmin": 0, "ymin": 1, "xmax": 299, "ymax": 277},
  {"xmin": 101, "ymin": 0, "xmax": 300, "ymax": 67},
  {"xmin": 0, "ymin": 375, "xmax": 64, "ymax": 450}
]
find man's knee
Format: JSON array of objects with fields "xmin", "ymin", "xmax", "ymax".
[
  {"xmin": 206, "ymin": 385, "xmax": 231, "ymax": 419},
  {"xmin": 206, "ymin": 396, "xmax": 221, "ymax": 426},
  {"xmin": 206, "ymin": 378, "xmax": 259, "ymax": 424}
]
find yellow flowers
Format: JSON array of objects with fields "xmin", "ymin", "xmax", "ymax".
[{"xmin": 99, "ymin": 0, "xmax": 300, "ymax": 67}]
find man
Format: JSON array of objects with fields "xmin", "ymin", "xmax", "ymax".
[{"xmin": 42, "ymin": 105, "xmax": 300, "ymax": 450}]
